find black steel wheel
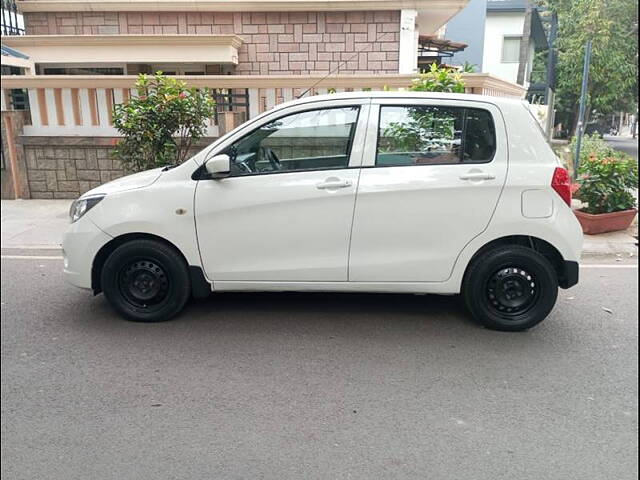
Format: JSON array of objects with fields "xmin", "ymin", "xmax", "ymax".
[
  {"xmin": 486, "ymin": 266, "xmax": 540, "ymax": 317},
  {"xmin": 101, "ymin": 239, "xmax": 191, "ymax": 322},
  {"xmin": 118, "ymin": 259, "xmax": 170, "ymax": 310},
  {"xmin": 463, "ymin": 245, "xmax": 558, "ymax": 331}
]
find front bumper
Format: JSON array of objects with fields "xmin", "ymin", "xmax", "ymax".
[{"xmin": 62, "ymin": 217, "xmax": 112, "ymax": 289}]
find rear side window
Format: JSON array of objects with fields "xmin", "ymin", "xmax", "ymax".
[{"xmin": 376, "ymin": 105, "xmax": 496, "ymax": 166}]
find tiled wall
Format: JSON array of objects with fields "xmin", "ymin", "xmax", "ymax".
[{"xmin": 24, "ymin": 10, "xmax": 401, "ymax": 75}]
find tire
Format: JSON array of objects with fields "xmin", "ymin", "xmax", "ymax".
[
  {"xmin": 462, "ymin": 245, "xmax": 558, "ymax": 332},
  {"xmin": 100, "ymin": 239, "xmax": 191, "ymax": 322}
]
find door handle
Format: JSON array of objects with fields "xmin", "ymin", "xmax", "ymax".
[
  {"xmin": 316, "ymin": 179, "xmax": 353, "ymax": 190},
  {"xmin": 459, "ymin": 172, "xmax": 496, "ymax": 181}
]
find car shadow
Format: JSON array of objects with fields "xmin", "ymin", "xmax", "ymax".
[
  {"xmin": 67, "ymin": 287, "xmax": 563, "ymax": 357},
  {"xmin": 183, "ymin": 290, "xmax": 477, "ymax": 330},
  {"xmin": 192, "ymin": 290, "xmax": 462, "ymax": 315},
  {"xmin": 86, "ymin": 289, "xmax": 476, "ymax": 332}
]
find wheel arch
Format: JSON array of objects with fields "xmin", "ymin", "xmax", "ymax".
[
  {"xmin": 91, "ymin": 232, "xmax": 211, "ymax": 298},
  {"xmin": 462, "ymin": 235, "xmax": 574, "ymax": 289}
]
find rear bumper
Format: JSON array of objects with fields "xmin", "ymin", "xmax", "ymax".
[{"xmin": 559, "ymin": 260, "xmax": 579, "ymax": 289}]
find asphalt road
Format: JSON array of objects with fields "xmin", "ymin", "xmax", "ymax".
[
  {"xmin": 1, "ymin": 253, "xmax": 638, "ymax": 480},
  {"xmin": 604, "ymin": 135, "xmax": 638, "ymax": 160}
]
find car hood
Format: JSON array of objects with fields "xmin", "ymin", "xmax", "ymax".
[{"xmin": 85, "ymin": 167, "xmax": 164, "ymax": 196}]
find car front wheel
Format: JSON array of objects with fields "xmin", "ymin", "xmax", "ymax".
[
  {"xmin": 463, "ymin": 245, "xmax": 559, "ymax": 331},
  {"xmin": 100, "ymin": 239, "xmax": 191, "ymax": 322}
]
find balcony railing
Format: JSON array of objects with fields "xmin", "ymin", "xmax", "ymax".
[
  {"xmin": 0, "ymin": 73, "xmax": 525, "ymax": 137},
  {"xmin": 1, "ymin": 0, "xmax": 24, "ymax": 35}
]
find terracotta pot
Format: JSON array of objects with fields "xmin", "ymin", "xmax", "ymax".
[{"xmin": 573, "ymin": 208, "xmax": 638, "ymax": 235}]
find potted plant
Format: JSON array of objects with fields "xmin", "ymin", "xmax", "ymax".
[{"xmin": 572, "ymin": 136, "xmax": 638, "ymax": 234}]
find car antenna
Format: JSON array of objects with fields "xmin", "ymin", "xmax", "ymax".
[{"xmin": 297, "ymin": 31, "xmax": 394, "ymax": 99}]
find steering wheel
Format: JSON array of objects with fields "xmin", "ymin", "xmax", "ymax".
[
  {"xmin": 235, "ymin": 160, "xmax": 253, "ymax": 174},
  {"xmin": 224, "ymin": 146, "xmax": 254, "ymax": 175},
  {"xmin": 259, "ymin": 146, "xmax": 282, "ymax": 171}
]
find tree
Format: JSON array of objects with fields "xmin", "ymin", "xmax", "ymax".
[
  {"xmin": 379, "ymin": 66, "xmax": 466, "ymax": 155},
  {"xmin": 546, "ymin": 0, "xmax": 638, "ymax": 136},
  {"xmin": 113, "ymin": 72, "xmax": 216, "ymax": 172},
  {"xmin": 410, "ymin": 63, "xmax": 466, "ymax": 93}
]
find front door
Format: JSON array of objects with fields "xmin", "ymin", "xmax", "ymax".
[
  {"xmin": 195, "ymin": 102, "xmax": 368, "ymax": 282},
  {"xmin": 349, "ymin": 99, "xmax": 508, "ymax": 282}
]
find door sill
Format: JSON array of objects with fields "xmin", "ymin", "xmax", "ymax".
[{"xmin": 213, "ymin": 280, "xmax": 456, "ymax": 294}]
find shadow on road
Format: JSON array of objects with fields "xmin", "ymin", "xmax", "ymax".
[
  {"xmin": 192, "ymin": 290, "xmax": 465, "ymax": 317},
  {"xmin": 88, "ymin": 290, "xmax": 474, "ymax": 329}
]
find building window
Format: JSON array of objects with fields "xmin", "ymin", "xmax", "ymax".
[
  {"xmin": 40, "ymin": 66, "xmax": 124, "ymax": 75},
  {"xmin": 501, "ymin": 36, "xmax": 522, "ymax": 63},
  {"xmin": 150, "ymin": 64, "xmax": 206, "ymax": 75}
]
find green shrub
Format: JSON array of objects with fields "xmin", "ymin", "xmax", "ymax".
[
  {"xmin": 461, "ymin": 61, "xmax": 477, "ymax": 73},
  {"xmin": 573, "ymin": 135, "xmax": 638, "ymax": 214},
  {"xmin": 570, "ymin": 134, "xmax": 617, "ymax": 168},
  {"xmin": 113, "ymin": 72, "xmax": 216, "ymax": 172},
  {"xmin": 409, "ymin": 63, "xmax": 466, "ymax": 93}
]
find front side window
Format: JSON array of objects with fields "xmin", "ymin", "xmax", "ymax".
[
  {"xmin": 226, "ymin": 106, "xmax": 359, "ymax": 176},
  {"xmin": 376, "ymin": 105, "xmax": 495, "ymax": 166}
]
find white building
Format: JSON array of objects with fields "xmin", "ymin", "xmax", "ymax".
[{"xmin": 445, "ymin": 0, "xmax": 548, "ymax": 87}]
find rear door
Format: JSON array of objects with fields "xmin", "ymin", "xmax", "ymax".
[{"xmin": 349, "ymin": 98, "xmax": 508, "ymax": 282}]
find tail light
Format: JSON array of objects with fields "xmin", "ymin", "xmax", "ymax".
[{"xmin": 551, "ymin": 167, "xmax": 572, "ymax": 207}]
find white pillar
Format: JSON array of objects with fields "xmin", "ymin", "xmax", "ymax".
[{"xmin": 399, "ymin": 9, "xmax": 418, "ymax": 74}]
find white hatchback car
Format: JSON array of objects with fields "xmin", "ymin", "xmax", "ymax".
[{"xmin": 63, "ymin": 92, "xmax": 583, "ymax": 331}]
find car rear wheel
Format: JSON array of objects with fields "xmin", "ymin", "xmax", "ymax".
[
  {"xmin": 463, "ymin": 245, "xmax": 558, "ymax": 331},
  {"xmin": 100, "ymin": 239, "xmax": 190, "ymax": 322}
]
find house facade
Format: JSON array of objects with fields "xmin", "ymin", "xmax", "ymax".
[
  {"xmin": 1, "ymin": 0, "xmax": 527, "ymax": 200},
  {"xmin": 7, "ymin": 0, "xmax": 476, "ymax": 76},
  {"xmin": 439, "ymin": 0, "xmax": 486, "ymax": 69}
]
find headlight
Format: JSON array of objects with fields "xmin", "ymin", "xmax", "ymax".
[{"xmin": 69, "ymin": 195, "xmax": 105, "ymax": 223}]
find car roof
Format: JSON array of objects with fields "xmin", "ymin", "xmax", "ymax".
[{"xmin": 273, "ymin": 91, "xmax": 525, "ymax": 111}]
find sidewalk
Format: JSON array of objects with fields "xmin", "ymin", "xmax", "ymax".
[
  {"xmin": 1, "ymin": 200, "xmax": 71, "ymax": 249},
  {"xmin": 582, "ymin": 227, "xmax": 637, "ymax": 256},
  {"xmin": 1, "ymin": 199, "xmax": 638, "ymax": 256}
]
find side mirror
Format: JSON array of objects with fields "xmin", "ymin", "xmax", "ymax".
[{"xmin": 205, "ymin": 154, "xmax": 230, "ymax": 178}]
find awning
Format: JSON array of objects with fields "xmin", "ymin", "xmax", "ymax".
[
  {"xmin": 1, "ymin": 44, "xmax": 36, "ymax": 72},
  {"xmin": 1, "ymin": 44, "xmax": 30, "ymax": 60},
  {"xmin": 418, "ymin": 35, "xmax": 468, "ymax": 53},
  {"xmin": 1, "ymin": 35, "xmax": 244, "ymax": 65}
]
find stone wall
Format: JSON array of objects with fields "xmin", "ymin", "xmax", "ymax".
[
  {"xmin": 19, "ymin": 137, "xmax": 211, "ymax": 199},
  {"xmin": 24, "ymin": 10, "xmax": 401, "ymax": 75},
  {"xmin": 21, "ymin": 137, "xmax": 122, "ymax": 199}
]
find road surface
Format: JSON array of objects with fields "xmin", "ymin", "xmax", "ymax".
[
  {"xmin": 605, "ymin": 135, "xmax": 638, "ymax": 160},
  {"xmin": 1, "ymin": 251, "xmax": 638, "ymax": 480}
]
